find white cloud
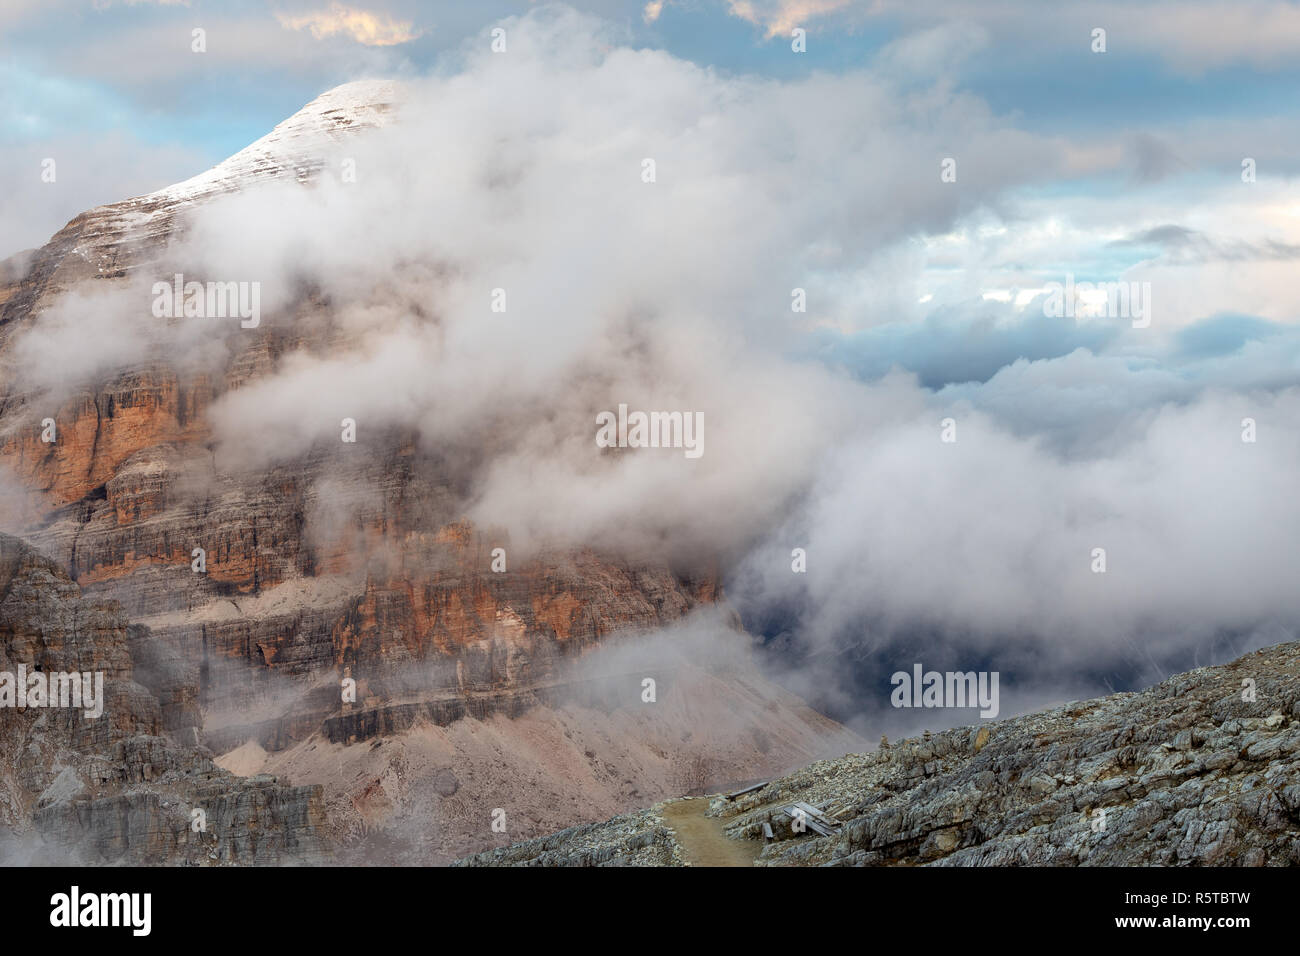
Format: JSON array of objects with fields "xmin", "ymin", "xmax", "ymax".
[
  {"xmin": 725, "ymin": 0, "xmax": 853, "ymax": 38},
  {"xmin": 7, "ymin": 4, "xmax": 1299, "ymax": 730},
  {"xmin": 277, "ymin": 3, "xmax": 422, "ymax": 46}
]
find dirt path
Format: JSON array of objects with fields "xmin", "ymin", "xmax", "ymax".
[{"xmin": 661, "ymin": 799, "xmax": 761, "ymax": 867}]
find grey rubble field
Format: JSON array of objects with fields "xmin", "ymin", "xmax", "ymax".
[{"xmin": 459, "ymin": 640, "xmax": 1300, "ymax": 866}]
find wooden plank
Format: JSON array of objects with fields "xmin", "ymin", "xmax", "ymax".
[
  {"xmin": 725, "ymin": 781, "xmax": 768, "ymax": 800},
  {"xmin": 780, "ymin": 804, "xmax": 835, "ymax": 837}
]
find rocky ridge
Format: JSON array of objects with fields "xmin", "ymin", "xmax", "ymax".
[{"xmin": 460, "ymin": 639, "xmax": 1300, "ymax": 866}]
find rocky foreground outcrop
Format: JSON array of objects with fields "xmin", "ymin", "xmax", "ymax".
[
  {"xmin": 0, "ymin": 532, "xmax": 329, "ymax": 864},
  {"xmin": 461, "ymin": 640, "xmax": 1300, "ymax": 866}
]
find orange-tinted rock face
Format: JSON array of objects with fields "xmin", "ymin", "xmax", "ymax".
[
  {"xmin": 330, "ymin": 552, "xmax": 710, "ymax": 679},
  {"xmin": 1, "ymin": 297, "xmax": 718, "ymax": 756},
  {"xmin": 0, "ymin": 82, "xmax": 856, "ymax": 867},
  {"xmin": 0, "ymin": 80, "xmax": 720, "ymax": 759},
  {"xmin": 1, "ymin": 370, "xmax": 215, "ymax": 508}
]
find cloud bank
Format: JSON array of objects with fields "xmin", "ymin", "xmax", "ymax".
[{"xmin": 6, "ymin": 5, "xmax": 1300, "ymax": 736}]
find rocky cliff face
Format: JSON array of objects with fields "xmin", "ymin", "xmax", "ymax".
[
  {"xmin": 461, "ymin": 639, "xmax": 1300, "ymax": 866},
  {"xmin": 0, "ymin": 83, "xmax": 858, "ymax": 863},
  {"xmin": 0, "ymin": 80, "xmax": 719, "ymax": 747},
  {"xmin": 0, "ymin": 532, "xmax": 329, "ymax": 865}
]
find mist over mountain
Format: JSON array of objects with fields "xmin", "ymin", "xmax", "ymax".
[{"xmin": 2, "ymin": 2, "xmax": 1298, "ymax": 878}]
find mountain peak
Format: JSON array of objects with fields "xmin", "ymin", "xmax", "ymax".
[
  {"xmin": 145, "ymin": 78, "xmax": 403, "ymax": 206},
  {"xmin": 0, "ymin": 79, "xmax": 406, "ymax": 304}
]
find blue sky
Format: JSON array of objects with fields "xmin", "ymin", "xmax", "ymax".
[
  {"xmin": 5, "ymin": 2, "xmax": 1300, "ymax": 215},
  {"xmin": 4, "ymin": 2, "xmax": 1299, "ymax": 372}
]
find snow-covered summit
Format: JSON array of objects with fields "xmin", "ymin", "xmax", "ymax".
[
  {"xmin": 20, "ymin": 80, "xmax": 404, "ymax": 290},
  {"xmin": 144, "ymin": 79, "xmax": 403, "ymax": 206}
]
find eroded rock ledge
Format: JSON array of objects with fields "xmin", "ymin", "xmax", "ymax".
[{"xmin": 0, "ymin": 532, "xmax": 329, "ymax": 865}]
